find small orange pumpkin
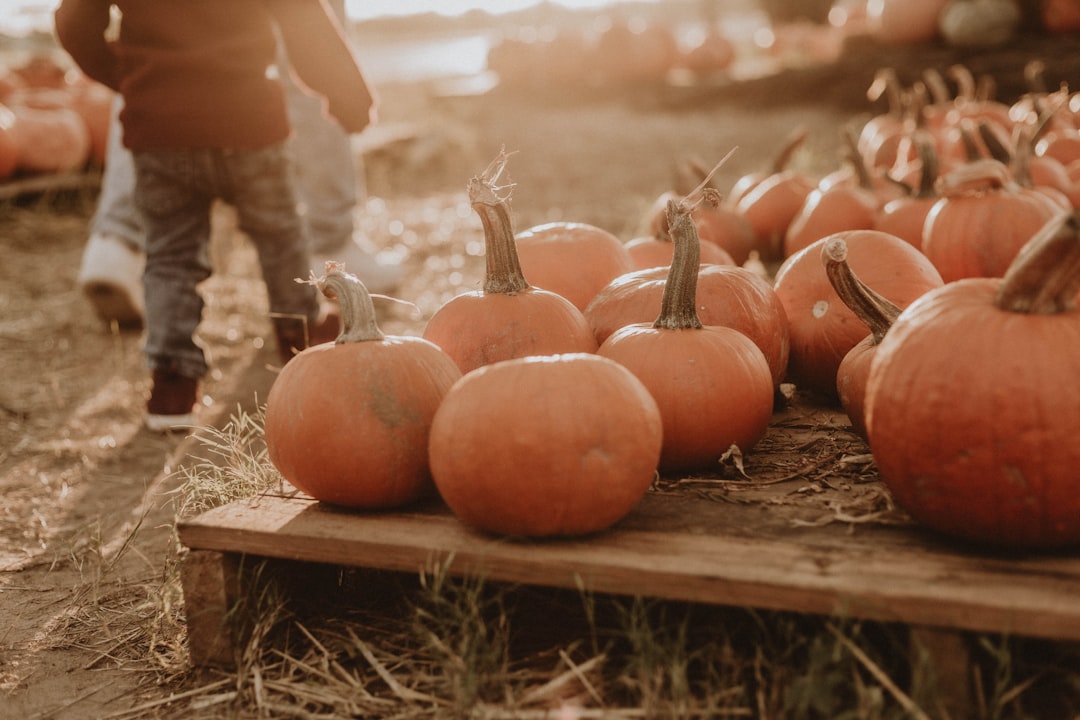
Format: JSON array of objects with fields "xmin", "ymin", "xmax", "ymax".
[
  {"xmin": 423, "ymin": 152, "xmax": 599, "ymax": 373},
  {"xmin": 429, "ymin": 353, "xmax": 663, "ymax": 538},
  {"xmin": 264, "ymin": 266, "xmax": 462, "ymax": 509},
  {"xmin": 585, "ymin": 262, "xmax": 790, "ymax": 389},
  {"xmin": 922, "ymin": 158, "xmax": 1063, "ymax": 281},
  {"xmin": 773, "ymin": 229, "xmax": 943, "ymax": 400},
  {"xmin": 514, "ymin": 221, "xmax": 635, "ymax": 311},
  {"xmin": 598, "ymin": 194, "xmax": 774, "ymax": 472}
]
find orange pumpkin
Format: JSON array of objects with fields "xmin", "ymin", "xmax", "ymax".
[
  {"xmin": 1042, "ymin": 0, "xmax": 1080, "ymax": 32},
  {"xmin": 735, "ymin": 157, "xmax": 816, "ymax": 262},
  {"xmin": 514, "ymin": 221, "xmax": 635, "ymax": 311},
  {"xmin": 865, "ymin": 209, "xmax": 1080, "ymax": 547},
  {"xmin": 598, "ymin": 196, "xmax": 774, "ymax": 472},
  {"xmin": 922, "ymin": 159, "xmax": 1063, "ymax": 281},
  {"xmin": 264, "ymin": 266, "xmax": 462, "ymax": 509},
  {"xmin": 773, "ymin": 229, "xmax": 943, "ymax": 400},
  {"xmin": 869, "ymin": 0, "xmax": 947, "ymax": 45},
  {"xmin": 429, "ymin": 353, "xmax": 662, "ymax": 538},
  {"xmin": 874, "ymin": 131, "xmax": 940, "ymax": 250},
  {"xmin": 0, "ymin": 105, "xmax": 18, "ymax": 180},
  {"xmin": 624, "ymin": 231, "xmax": 734, "ymax": 270},
  {"xmin": 645, "ymin": 155, "xmax": 758, "ymax": 265},
  {"xmin": 423, "ymin": 152, "xmax": 598, "ymax": 373},
  {"xmin": 586, "ymin": 262, "xmax": 790, "ymax": 389},
  {"xmin": 782, "ymin": 174, "xmax": 879, "ymax": 259},
  {"xmin": 7, "ymin": 102, "xmax": 90, "ymax": 173}
]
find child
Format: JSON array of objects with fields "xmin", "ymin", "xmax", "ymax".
[
  {"xmin": 77, "ymin": 0, "xmax": 401, "ymax": 331},
  {"xmin": 54, "ymin": 0, "xmax": 379, "ymax": 432}
]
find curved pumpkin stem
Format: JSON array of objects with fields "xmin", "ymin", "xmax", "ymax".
[
  {"xmin": 867, "ymin": 67, "xmax": 903, "ymax": 120},
  {"xmin": 315, "ymin": 264, "xmax": 384, "ymax": 343},
  {"xmin": 936, "ymin": 158, "xmax": 1016, "ymax": 197},
  {"xmin": 770, "ymin": 125, "xmax": 809, "ymax": 174},
  {"xmin": 996, "ymin": 210, "xmax": 1080, "ymax": 315},
  {"xmin": 469, "ymin": 149, "xmax": 529, "ymax": 295},
  {"xmin": 654, "ymin": 198, "xmax": 703, "ymax": 331},
  {"xmin": 822, "ymin": 237, "xmax": 900, "ymax": 344},
  {"xmin": 911, "ymin": 130, "xmax": 939, "ymax": 199},
  {"xmin": 842, "ymin": 124, "xmax": 875, "ymax": 191}
]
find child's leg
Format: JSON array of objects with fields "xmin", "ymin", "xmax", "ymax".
[
  {"xmin": 131, "ymin": 149, "xmax": 215, "ymax": 381},
  {"xmin": 219, "ymin": 143, "xmax": 329, "ymax": 358}
]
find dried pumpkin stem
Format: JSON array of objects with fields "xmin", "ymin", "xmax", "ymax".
[
  {"xmin": 911, "ymin": 130, "xmax": 939, "ymax": 199},
  {"xmin": 469, "ymin": 149, "xmax": 529, "ymax": 295},
  {"xmin": 770, "ymin": 126, "xmax": 808, "ymax": 173},
  {"xmin": 867, "ymin": 67, "xmax": 903, "ymax": 120},
  {"xmin": 316, "ymin": 266, "xmax": 384, "ymax": 343},
  {"xmin": 654, "ymin": 198, "xmax": 703, "ymax": 331},
  {"xmin": 822, "ymin": 237, "xmax": 900, "ymax": 343},
  {"xmin": 996, "ymin": 210, "xmax": 1080, "ymax": 314},
  {"xmin": 842, "ymin": 125, "xmax": 874, "ymax": 191}
]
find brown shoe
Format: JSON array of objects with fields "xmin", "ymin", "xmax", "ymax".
[
  {"xmin": 274, "ymin": 305, "xmax": 341, "ymax": 364},
  {"xmin": 145, "ymin": 368, "xmax": 199, "ymax": 432}
]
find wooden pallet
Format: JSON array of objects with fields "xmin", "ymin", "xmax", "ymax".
[{"xmin": 177, "ymin": 407, "xmax": 1080, "ymax": 714}]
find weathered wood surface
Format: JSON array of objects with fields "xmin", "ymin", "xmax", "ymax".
[{"xmin": 178, "ymin": 477, "xmax": 1080, "ymax": 644}]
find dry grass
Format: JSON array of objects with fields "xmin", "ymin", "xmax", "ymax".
[{"xmin": 80, "ymin": 406, "xmax": 1072, "ymax": 720}]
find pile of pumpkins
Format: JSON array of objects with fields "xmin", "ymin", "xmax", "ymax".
[
  {"xmin": 264, "ymin": 61, "xmax": 1080, "ymax": 552},
  {"xmin": 487, "ymin": 14, "xmax": 737, "ymax": 90},
  {"xmin": 827, "ymin": 0, "xmax": 1074, "ymax": 49},
  {"xmin": 0, "ymin": 54, "xmax": 114, "ymax": 181}
]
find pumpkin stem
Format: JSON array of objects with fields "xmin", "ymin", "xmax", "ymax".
[
  {"xmin": 653, "ymin": 198, "xmax": 703, "ymax": 331},
  {"xmin": 978, "ymin": 120, "xmax": 1013, "ymax": 163},
  {"xmin": 936, "ymin": 158, "xmax": 1016, "ymax": 197},
  {"xmin": 822, "ymin": 237, "xmax": 900, "ymax": 344},
  {"xmin": 315, "ymin": 264, "xmax": 384, "ymax": 343},
  {"xmin": 770, "ymin": 125, "xmax": 809, "ymax": 174},
  {"xmin": 469, "ymin": 149, "xmax": 530, "ymax": 295},
  {"xmin": 683, "ymin": 147, "xmax": 737, "ymax": 208},
  {"xmin": 995, "ymin": 210, "xmax": 1080, "ymax": 315},
  {"xmin": 842, "ymin": 125, "xmax": 875, "ymax": 191},
  {"xmin": 867, "ymin": 67, "xmax": 903, "ymax": 120},
  {"xmin": 958, "ymin": 119, "xmax": 989, "ymax": 162},
  {"xmin": 922, "ymin": 67, "xmax": 952, "ymax": 108},
  {"xmin": 911, "ymin": 130, "xmax": 939, "ymax": 199},
  {"xmin": 1024, "ymin": 59, "xmax": 1048, "ymax": 96}
]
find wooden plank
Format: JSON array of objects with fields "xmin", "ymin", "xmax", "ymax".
[
  {"xmin": 178, "ymin": 489, "xmax": 1080, "ymax": 643},
  {"xmin": 179, "ymin": 550, "xmax": 240, "ymax": 669}
]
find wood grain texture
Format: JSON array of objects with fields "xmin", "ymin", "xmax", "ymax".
[{"xmin": 178, "ymin": 487, "xmax": 1080, "ymax": 642}]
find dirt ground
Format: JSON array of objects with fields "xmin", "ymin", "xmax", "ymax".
[{"xmin": 0, "ymin": 31, "xmax": 1075, "ymax": 718}]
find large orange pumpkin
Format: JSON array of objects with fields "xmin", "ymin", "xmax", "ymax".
[
  {"xmin": 773, "ymin": 229, "xmax": 943, "ymax": 399},
  {"xmin": 264, "ymin": 267, "xmax": 463, "ymax": 509},
  {"xmin": 865, "ymin": 209, "xmax": 1080, "ymax": 548},
  {"xmin": 429, "ymin": 353, "xmax": 663, "ymax": 538},
  {"xmin": 423, "ymin": 152, "xmax": 598, "ymax": 373},
  {"xmin": 598, "ymin": 197, "xmax": 774, "ymax": 472}
]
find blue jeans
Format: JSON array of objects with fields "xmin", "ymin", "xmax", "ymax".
[{"xmin": 133, "ymin": 145, "xmax": 320, "ymax": 379}]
